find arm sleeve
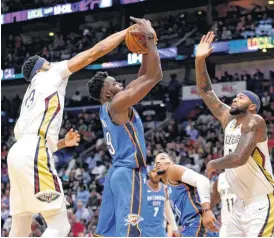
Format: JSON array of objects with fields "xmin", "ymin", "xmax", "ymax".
[{"xmin": 180, "ymin": 168, "xmax": 210, "ymax": 204}]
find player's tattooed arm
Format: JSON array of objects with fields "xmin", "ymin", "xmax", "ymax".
[
  {"xmin": 195, "ymin": 32, "xmax": 233, "ymax": 129},
  {"xmin": 57, "ymin": 129, "xmax": 80, "ymax": 150},
  {"xmin": 207, "ymin": 116, "xmax": 266, "ymax": 172},
  {"xmin": 67, "ymin": 29, "xmax": 128, "ymax": 73}
]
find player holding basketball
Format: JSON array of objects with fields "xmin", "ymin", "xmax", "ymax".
[
  {"xmin": 210, "ymin": 171, "xmax": 237, "ymax": 237},
  {"xmin": 7, "ymin": 28, "xmax": 129, "ymax": 237},
  {"xmin": 195, "ymin": 31, "xmax": 274, "ymax": 237},
  {"xmin": 144, "ymin": 169, "xmax": 180, "ymax": 237},
  {"xmin": 155, "ymin": 152, "xmax": 219, "ymax": 237},
  {"xmin": 87, "ymin": 17, "xmax": 162, "ymax": 236}
]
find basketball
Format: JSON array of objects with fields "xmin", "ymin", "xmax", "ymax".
[{"xmin": 125, "ymin": 24, "xmax": 157, "ymax": 54}]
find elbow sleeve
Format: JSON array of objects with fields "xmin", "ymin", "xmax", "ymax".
[{"xmin": 181, "ymin": 168, "xmax": 210, "ymax": 204}]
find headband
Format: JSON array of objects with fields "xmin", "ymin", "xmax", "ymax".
[
  {"xmin": 241, "ymin": 90, "xmax": 261, "ymax": 113},
  {"xmin": 29, "ymin": 57, "xmax": 46, "ymax": 80}
]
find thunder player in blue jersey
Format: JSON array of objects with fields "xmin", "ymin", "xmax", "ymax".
[
  {"xmin": 87, "ymin": 17, "xmax": 162, "ymax": 237},
  {"xmin": 144, "ymin": 169, "xmax": 180, "ymax": 237},
  {"xmin": 155, "ymin": 153, "xmax": 220, "ymax": 237}
]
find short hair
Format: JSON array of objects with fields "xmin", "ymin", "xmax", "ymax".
[
  {"xmin": 21, "ymin": 55, "xmax": 40, "ymax": 81},
  {"xmin": 87, "ymin": 71, "xmax": 109, "ymax": 101},
  {"xmin": 155, "ymin": 151, "xmax": 176, "ymax": 163}
]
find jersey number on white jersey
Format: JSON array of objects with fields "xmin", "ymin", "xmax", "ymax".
[
  {"xmin": 25, "ymin": 89, "xmax": 36, "ymax": 108},
  {"xmin": 226, "ymin": 197, "xmax": 235, "ymax": 212}
]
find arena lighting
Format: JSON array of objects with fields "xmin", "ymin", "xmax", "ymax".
[
  {"xmin": 268, "ymin": 0, "xmax": 274, "ymax": 4},
  {"xmin": 198, "ymin": 11, "xmax": 202, "ymax": 15},
  {"xmin": 262, "ymin": 48, "xmax": 267, "ymax": 52},
  {"xmin": 49, "ymin": 32, "xmax": 54, "ymax": 36}
]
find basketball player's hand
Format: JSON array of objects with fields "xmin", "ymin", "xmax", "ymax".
[
  {"xmin": 130, "ymin": 16, "xmax": 154, "ymax": 37},
  {"xmin": 206, "ymin": 161, "xmax": 216, "ymax": 179},
  {"xmin": 173, "ymin": 231, "xmax": 182, "ymax": 237},
  {"xmin": 196, "ymin": 31, "xmax": 215, "ymax": 59},
  {"xmin": 64, "ymin": 129, "xmax": 80, "ymax": 147},
  {"xmin": 202, "ymin": 210, "xmax": 220, "ymax": 232}
]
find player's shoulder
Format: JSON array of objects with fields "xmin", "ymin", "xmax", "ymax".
[{"xmin": 242, "ymin": 114, "xmax": 266, "ymax": 132}]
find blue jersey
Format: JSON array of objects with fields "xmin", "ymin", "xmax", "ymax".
[
  {"xmin": 146, "ymin": 183, "xmax": 166, "ymax": 227},
  {"xmin": 167, "ymin": 180, "xmax": 202, "ymax": 226},
  {"xmin": 99, "ymin": 103, "xmax": 146, "ymax": 168}
]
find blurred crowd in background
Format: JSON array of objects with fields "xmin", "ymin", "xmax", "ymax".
[
  {"xmin": 2, "ymin": 2, "xmax": 273, "ymax": 71},
  {"xmin": 2, "ymin": 79, "xmax": 274, "ymax": 236},
  {"xmin": 1, "ymin": 0, "xmax": 274, "ymax": 236}
]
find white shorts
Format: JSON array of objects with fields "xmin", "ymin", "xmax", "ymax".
[
  {"xmin": 225, "ymin": 194, "xmax": 274, "ymax": 237},
  {"xmin": 8, "ymin": 135, "xmax": 67, "ymax": 216},
  {"xmin": 219, "ymin": 224, "xmax": 227, "ymax": 237}
]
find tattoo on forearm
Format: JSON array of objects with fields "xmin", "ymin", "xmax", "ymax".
[{"xmin": 196, "ymin": 60, "xmax": 212, "ymax": 92}]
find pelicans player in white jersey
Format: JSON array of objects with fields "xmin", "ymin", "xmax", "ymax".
[
  {"xmin": 211, "ymin": 172, "xmax": 237, "ymax": 237},
  {"xmin": 195, "ymin": 31, "xmax": 274, "ymax": 237},
  {"xmin": 7, "ymin": 28, "xmax": 129, "ymax": 237}
]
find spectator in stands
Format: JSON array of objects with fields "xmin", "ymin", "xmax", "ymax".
[
  {"xmin": 76, "ymin": 184, "xmax": 90, "ymax": 206},
  {"xmin": 254, "ymin": 69, "xmax": 264, "ymax": 80},
  {"xmin": 87, "ymin": 190, "xmax": 101, "ymax": 210},
  {"xmin": 70, "ymin": 215, "xmax": 85, "ymax": 237},
  {"xmin": 75, "ymin": 200, "xmax": 90, "ymax": 222},
  {"xmin": 168, "ymin": 73, "xmax": 181, "ymax": 111},
  {"xmin": 261, "ymin": 91, "xmax": 271, "ymax": 111}
]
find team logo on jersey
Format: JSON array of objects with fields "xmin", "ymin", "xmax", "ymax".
[
  {"xmin": 143, "ymin": 176, "xmax": 147, "ymax": 184},
  {"xmin": 124, "ymin": 214, "xmax": 144, "ymax": 226},
  {"xmin": 36, "ymin": 192, "xmax": 60, "ymax": 203}
]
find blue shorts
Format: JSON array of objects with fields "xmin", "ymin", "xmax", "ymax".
[
  {"xmin": 142, "ymin": 225, "xmax": 167, "ymax": 237},
  {"xmin": 95, "ymin": 166, "xmax": 148, "ymax": 237},
  {"xmin": 182, "ymin": 217, "xmax": 219, "ymax": 237}
]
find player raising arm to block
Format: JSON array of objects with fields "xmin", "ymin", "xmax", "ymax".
[
  {"xmin": 7, "ymin": 28, "xmax": 128, "ymax": 237},
  {"xmin": 155, "ymin": 153, "xmax": 219, "ymax": 237},
  {"xmin": 196, "ymin": 31, "xmax": 274, "ymax": 237}
]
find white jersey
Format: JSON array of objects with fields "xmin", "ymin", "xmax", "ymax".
[
  {"xmin": 224, "ymin": 119, "xmax": 274, "ymax": 202},
  {"xmin": 14, "ymin": 61, "xmax": 71, "ymax": 152},
  {"xmin": 217, "ymin": 172, "xmax": 237, "ymax": 225}
]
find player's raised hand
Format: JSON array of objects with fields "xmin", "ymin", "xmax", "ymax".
[
  {"xmin": 195, "ymin": 31, "xmax": 215, "ymax": 59},
  {"xmin": 64, "ymin": 128, "xmax": 80, "ymax": 147},
  {"xmin": 202, "ymin": 210, "xmax": 220, "ymax": 232},
  {"xmin": 130, "ymin": 16, "xmax": 154, "ymax": 37}
]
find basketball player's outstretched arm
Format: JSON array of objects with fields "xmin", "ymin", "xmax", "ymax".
[
  {"xmin": 110, "ymin": 17, "xmax": 162, "ymax": 124},
  {"xmin": 67, "ymin": 29, "xmax": 128, "ymax": 73},
  {"xmin": 195, "ymin": 32, "xmax": 233, "ymax": 129},
  {"xmin": 207, "ymin": 115, "xmax": 266, "ymax": 172},
  {"xmin": 167, "ymin": 165, "xmax": 219, "ymax": 232}
]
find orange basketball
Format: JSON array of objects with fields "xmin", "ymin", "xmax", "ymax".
[{"xmin": 125, "ymin": 24, "xmax": 157, "ymax": 55}]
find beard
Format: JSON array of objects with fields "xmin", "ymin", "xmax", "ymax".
[
  {"xmin": 156, "ymin": 170, "xmax": 166, "ymax": 175},
  {"xmin": 229, "ymin": 106, "xmax": 248, "ymax": 115}
]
